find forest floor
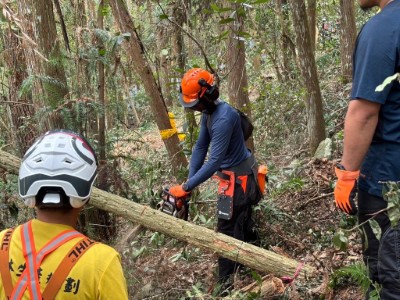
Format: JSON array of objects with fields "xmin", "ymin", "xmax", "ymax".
[{"xmin": 114, "ymin": 129, "xmax": 365, "ymax": 300}]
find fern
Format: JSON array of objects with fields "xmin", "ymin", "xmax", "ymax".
[
  {"xmin": 18, "ymin": 75, "xmax": 36, "ymax": 97},
  {"xmin": 330, "ymin": 262, "xmax": 379, "ymax": 296}
]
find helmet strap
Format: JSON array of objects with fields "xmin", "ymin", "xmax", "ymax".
[{"xmin": 199, "ymin": 95, "xmax": 217, "ymax": 114}]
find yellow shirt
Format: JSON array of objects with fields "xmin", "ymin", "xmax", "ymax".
[{"xmin": 0, "ymin": 219, "xmax": 128, "ymax": 299}]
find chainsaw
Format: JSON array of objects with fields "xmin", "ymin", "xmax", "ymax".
[{"xmin": 156, "ymin": 187, "xmax": 190, "ymax": 220}]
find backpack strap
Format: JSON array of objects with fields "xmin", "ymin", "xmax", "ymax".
[
  {"xmin": 41, "ymin": 237, "xmax": 98, "ymax": 300},
  {"xmin": 0, "ymin": 227, "xmax": 15, "ymax": 299}
]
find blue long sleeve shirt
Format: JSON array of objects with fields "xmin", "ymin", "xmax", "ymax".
[{"xmin": 185, "ymin": 101, "xmax": 250, "ymax": 191}]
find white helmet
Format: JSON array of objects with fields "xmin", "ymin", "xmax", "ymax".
[{"xmin": 18, "ymin": 130, "xmax": 98, "ymax": 208}]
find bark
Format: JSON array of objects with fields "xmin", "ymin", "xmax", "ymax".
[
  {"xmin": 289, "ymin": 0, "xmax": 326, "ymax": 154},
  {"xmin": 171, "ymin": 1, "xmax": 186, "ymax": 73},
  {"xmin": 97, "ymin": 0, "xmax": 107, "ymax": 184},
  {"xmin": 74, "ymin": 0, "xmax": 91, "ymax": 98},
  {"xmin": 18, "ymin": 0, "xmax": 69, "ymax": 129},
  {"xmin": 339, "ymin": 0, "xmax": 356, "ymax": 84},
  {"xmin": 224, "ymin": 2, "xmax": 254, "ymax": 152},
  {"xmin": 307, "ymin": 0, "xmax": 316, "ymax": 53},
  {"xmin": 0, "ymin": 149, "xmax": 316, "ymax": 279},
  {"xmin": 157, "ymin": 21, "xmax": 173, "ymax": 107},
  {"xmin": 276, "ymin": 0, "xmax": 295, "ymax": 82},
  {"xmin": 1, "ymin": 5, "xmax": 37, "ymax": 156},
  {"xmin": 109, "ymin": 0, "xmax": 188, "ymax": 175},
  {"xmin": 31, "ymin": 0, "xmax": 69, "ymax": 109},
  {"xmin": 17, "ymin": 0, "xmax": 48, "ymax": 130},
  {"xmin": 170, "ymin": 1, "xmax": 196, "ymax": 140}
]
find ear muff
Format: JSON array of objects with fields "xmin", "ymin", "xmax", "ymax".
[{"xmin": 198, "ymin": 78, "xmax": 219, "ymax": 102}]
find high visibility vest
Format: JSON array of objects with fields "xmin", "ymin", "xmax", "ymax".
[{"xmin": 0, "ymin": 221, "xmax": 97, "ymax": 300}]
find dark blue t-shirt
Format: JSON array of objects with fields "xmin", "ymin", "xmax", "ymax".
[
  {"xmin": 185, "ymin": 101, "xmax": 250, "ymax": 191},
  {"xmin": 351, "ymin": 0, "xmax": 400, "ymax": 197}
]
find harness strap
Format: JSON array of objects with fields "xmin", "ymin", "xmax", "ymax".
[
  {"xmin": 20, "ymin": 221, "xmax": 41, "ymax": 300},
  {"xmin": 42, "ymin": 237, "xmax": 98, "ymax": 300},
  {"xmin": 0, "ymin": 228, "xmax": 15, "ymax": 299},
  {"xmin": 11, "ymin": 226, "xmax": 84, "ymax": 300}
]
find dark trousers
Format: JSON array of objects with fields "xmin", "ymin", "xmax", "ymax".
[
  {"xmin": 358, "ymin": 189, "xmax": 400, "ymax": 299},
  {"xmin": 216, "ymin": 175, "xmax": 259, "ymax": 282}
]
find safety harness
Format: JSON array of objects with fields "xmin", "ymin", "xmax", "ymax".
[{"xmin": 0, "ymin": 221, "xmax": 98, "ymax": 299}]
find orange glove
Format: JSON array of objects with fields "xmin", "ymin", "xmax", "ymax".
[
  {"xmin": 169, "ymin": 185, "xmax": 190, "ymax": 198},
  {"xmin": 334, "ymin": 165, "xmax": 360, "ymax": 215}
]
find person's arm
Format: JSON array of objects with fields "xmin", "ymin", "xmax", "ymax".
[
  {"xmin": 340, "ymin": 99, "xmax": 381, "ymax": 170},
  {"xmin": 188, "ymin": 115, "xmax": 210, "ymax": 178},
  {"xmin": 185, "ymin": 114, "xmax": 234, "ymax": 191}
]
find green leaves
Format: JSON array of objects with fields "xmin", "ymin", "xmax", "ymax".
[
  {"xmin": 210, "ymin": 4, "xmax": 232, "ymax": 13},
  {"xmin": 332, "ymin": 229, "xmax": 348, "ymax": 251},
  {"xmin": 382, "ymin": 181, "xmax": 400, "ymax": 227},
  {"xmin": 219, "ymin": 17, "xmax": 235, "ymax": 24},
  {"xmin": 369, "ymin": 219, "xmax": 382, "ymax": 240}
]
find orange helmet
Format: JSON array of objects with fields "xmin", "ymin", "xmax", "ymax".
[{"xmin": 179, "ymin": 68, "xmax": 214, "ymax": 108}]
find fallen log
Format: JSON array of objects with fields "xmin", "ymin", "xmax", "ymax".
[{"xmin": 0, "ymin": 149, "xmax": 316, "ymax": 279}]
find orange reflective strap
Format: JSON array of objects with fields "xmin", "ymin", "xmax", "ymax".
[
  {"xmin": 0, "ymin": 227, "xmax": 15, "ymax": 299},
  {"xmin": 10, "ymin": 222, "xmax": 84, "ymax": 300},
  {"xmin": 42, "ymin": 237, "xmax": 98, "ymax": 300}
]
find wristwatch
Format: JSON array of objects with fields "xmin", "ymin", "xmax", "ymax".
[{"xmin": 336, "ymin": 163, "xmax": 346, "ymax": 170}]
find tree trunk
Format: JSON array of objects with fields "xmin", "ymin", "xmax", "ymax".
[
  {"xmin": 157, "ymin": 21, "xmax": 173, "ymax": 107},
  {"xmin": 109, "ymin": 0, "xmax": 188, "ymax": 175},
  {"xmin": 276, "ymin": 0, "xmax": 295, "ymax": 82},
  {"xmin": 339, "ymin": 0, "xmax": 356, "ymax": 84},
  {"xmin": 32, "ymin": 0, "xmax": 69, "ymax": 109},
  {"xmin": 0, "ymin": 149, "xmax": 316, "ymax": 279},
  {"xmin": 224, "ymin": 2, "xmax": 254, "ymax": 152},
  {"xmin": 74, "ymin": 0, "xmax": 91, "ymax": 98},
  {"xmin": 289, "ymin": 0, "xmax": 326, "ymax": 154},
  {"xmin": 17, "ymin": 0, "xmax": 48, "ymax": 131},
  {"xmin": 307, "ymin": 0, "xmax": 317, "ymax": 53},
  {"xmin": 1, "ymin": 5, "xmax": 37, "ymax": 156},
  {"xmin": 97, "ymin": 0, "xmax": 107, "ymax": 185},
  {"xmin": 170, "ymin": 1, "xmax": 197, "ymax": 145},
  {"xmin": 19, "ymin": 0, "xmax": 69, "ymax": 129}
]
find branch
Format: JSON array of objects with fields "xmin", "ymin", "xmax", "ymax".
[
  {"xmin": 53, "ymin": 0, "xmax": 71, "ymax": 52},
  {"xmin": 155, "ymin": 1, "xmax": 217, "ymax": 81}
]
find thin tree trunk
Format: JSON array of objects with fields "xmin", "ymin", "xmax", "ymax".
[
  {"xmin": 289, "ymin": 0, "xmax": 326, "ymax": 154},
  {"xmin": 97, "ymin": 0, "xmax": 107, "ymax": 184},
  {"xmin": 339, "ymin": 0, "xmax": 356, "ymax": 84},
  {"xmin": 307, "ymin": 0, "xmax": 316, "ymax": 53},
  {"xmin": 276, "ymin": 0, "xmax": 294, "ymax": 82},
  {"xmin": 157, "ymin": 21, "xmax": 173, "ymax": 107},
  {"xmin": 109, "ymin": 0, "xmax": 188, "ymax": 175},
  {"xmin": 170, "ymin": 1, "xmax": 197, "ymax": 145},
  {"xmin": 32, "ymin": 0, "xmax": 69, "ymax": 109},
  {"xmin": 225, "ymin": 2, "xmax": 254, "ymax": 152}
]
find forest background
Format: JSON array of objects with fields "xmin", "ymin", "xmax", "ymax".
[{"xmin": 0, "ymin": 0, "xmax": 383, "ymax": 299}]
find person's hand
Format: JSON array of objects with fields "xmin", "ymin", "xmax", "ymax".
[
  {"xmin": 334, "ymin": 165, "xmax": 360, "ymax": 215},
  {"xmin": 169, "ymin": 185, "xmax": 190, "ymax": 198}
]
